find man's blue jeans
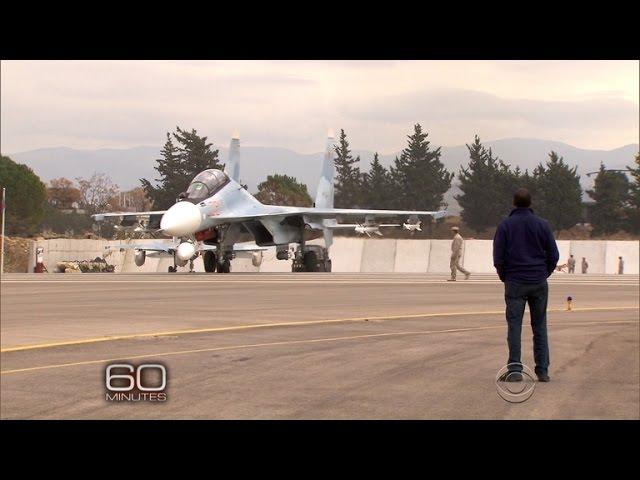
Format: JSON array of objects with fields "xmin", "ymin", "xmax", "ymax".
[{"xmin": 504, "ymin": 280, "xmax": 550, "ymax": 374}]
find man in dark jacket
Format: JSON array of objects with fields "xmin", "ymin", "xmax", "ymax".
[{"xmin": 493, "ymin": 188, "xmax": 559, "ymax": 382}]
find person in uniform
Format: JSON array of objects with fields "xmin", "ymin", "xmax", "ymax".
[
  {"xmin": 581, "ymin": 257, "xmax": 588, "ymax": 274},
  {"xmin": 449, "ymin": 226, "xmax": 470, "ymax": 281},
  {"xmin": 567, "ymin": 255, "xmax": 576, "ymax": 274},
  {"xmin": 618, "ymin": 256, "xmax": 624, "ymax": 274}
]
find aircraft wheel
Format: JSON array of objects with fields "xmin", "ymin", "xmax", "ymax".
[
  {"xmin": 168, "ymin": 266, "xmax": 176, "ymax": 273},
  {"xmin": 203, "ymin": 251, "xmax": 216, "ymax": 273},
  {"xmin": 303, "ymin": 251, "xmax": 318, "ymax": 272},
  {"xmin": 217, "ymin": 259, "xmax": 231, "ymax": 273}
]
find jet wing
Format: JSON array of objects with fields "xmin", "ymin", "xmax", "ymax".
[
  {"xmin": 93, "ymin": 211, "xmax": 167, "ymax": 231},
  {"xmin": 303, "ymin": 208, "xmax": 446, "ymax": 219},
  {"xmin": 105, "ymin": 241, "xmax": 267, "ymax": 253},
  {"xmin": 92, "ymin": 211, "xmax": 167, "ymax": 221},
  {"xmin": 211, "ymin": 207, "xmax": 446, "ymax": 223}
]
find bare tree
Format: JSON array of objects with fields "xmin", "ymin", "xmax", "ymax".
[
  {"xmin": 76, "ymin": 173, "xmax": 119, "ymax": 214},
  {"xmin": 48, "ymin": 177, "xmax": 82, "ymax": 209},
  {"xmin": 107, "ymin": 187, "xmax": 153, "ymax": 212}
]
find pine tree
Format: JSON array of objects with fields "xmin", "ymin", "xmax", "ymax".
[
  {"xmin": 141, "ymin": 128, "xmax": 223, "ymax": 209},
  {"xmin": 254, "ymin": 174, "xmax": 312, "ymax": 207},
  {"xmin": 513, "ymin": 167, "xmax": 537, "ymax": 196},
  {"xmin": 390, "ymin": 124, "xmax": 453, "ymax": 211},
  {"xmin": 626, "ymin": 153, "xmax": 640, "ymax": 233},
  {"xmin": 333, "ymin": 129, "xmax": 363, "ymax": 208},
  {"xmin": 455, "ymin": 135, "xmax": 514, "ymax": 233},
  {"xmin": 533, "ymin": 151, "xmax": 583, "ymax": 233},
  {"xmin": 587, "ymin": 163, "xmax": 630, "ymax": 235},
  {"xmin": 362, "ymin": 153, "xmax": 392, "ymax": 209}
]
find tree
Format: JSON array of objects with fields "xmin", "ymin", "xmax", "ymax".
[
  {"xmin": 141, "ymin": 127, "xmax": 223, "ymax": 209},
  {"xmin": 626, "ymin": 153, "xmax": 640, "ymax": 233},
  {"xmin": 361, "ymin": 153, "xmax": 393, "ymax": 209},
  {"xmin": 587, "ymin": 163, "xmax": 631, "ymax": 235},
  {"xmin": 0, "ymin": 155, "xmax": 47, "ymax": 235},
  {"xmin": 455, "ymin": 135, "xmax": 515, "ymax": 233},
  {"xmin": 47, "ymin": 177, "xmax": 81, "ymax": 209},
  {"xmin": 107, "ymin": 187, "xmax": 153, "ymax": 212},
  {"xmin": 532, "ymin": 151, "xmax": 582, "ymax": 233},
  {"xmin": 333, "ymin": 129, "xmax": 363, "ymax": 208},
  {"xmin": 254, "ymin": 174, "xmax": 312, "ymax": 206},
  {"xmin": 513, "ymin": 167, "xmax": 537, "ymax": 196},
  {"xmin": 390, "ymin": 124, "xmax": 453, "ymax": 211},
  {"xmin": 76, "ymin": 173, "xmax": 120, "ymax": 215}
]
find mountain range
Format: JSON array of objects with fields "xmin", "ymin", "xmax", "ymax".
[{"xmin": 7, "ymin": 138, "xmax": 638, "ymax": 214}]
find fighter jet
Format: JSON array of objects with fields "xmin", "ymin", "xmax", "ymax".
[{"xmin": 93, "ymin": 134, "xmax": 447, "ymax": 272}]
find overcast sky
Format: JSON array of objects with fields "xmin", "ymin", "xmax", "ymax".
[{"xmin": 1, "ymin": 60, "xmax": 638, "ymax": 154}]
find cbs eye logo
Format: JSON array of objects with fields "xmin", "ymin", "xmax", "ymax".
[{"xmin": 105, "ymin": 363, "xmax": 168, "ymax": 402}]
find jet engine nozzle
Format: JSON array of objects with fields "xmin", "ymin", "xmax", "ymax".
[
  {"xmin": 160, "ymin": 201, "xmax": 203, "ymax": 236},
  {"xmin": 176, "ymin": 242, "xmax": 197, "ymax": 262}
]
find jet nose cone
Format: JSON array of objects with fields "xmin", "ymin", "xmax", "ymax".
[{"xmin": 160, "ymin": 201, "xmax": 203, "ymax": 236}]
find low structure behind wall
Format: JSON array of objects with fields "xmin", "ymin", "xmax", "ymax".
[{"xmin": 28, "ymin": 238, "xmax": 639, "ymax": 274}]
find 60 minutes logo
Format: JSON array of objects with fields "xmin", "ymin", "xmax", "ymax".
[{"xmin": 105, "ymin": 363, "xmax": 168, "ymax": 402}]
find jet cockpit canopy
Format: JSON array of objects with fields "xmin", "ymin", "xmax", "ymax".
[{"xmin": 184, "ymin": 169, "xmax": 230, "ymax": 202}]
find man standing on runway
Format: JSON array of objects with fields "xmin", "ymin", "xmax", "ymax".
[
  {"xmin": 449, "ymin": 226, "xmax": 470, "ymax": 281},
  {"xmin": 581, "ymin": 257, "xmax": 589, "ymax": 274},
  {"xmin": 618, "ymin": 256, "xmax": 624, "ymax": 274},
  {"xmin": 567, "ymin": 255, "xmax": 576, "ymax": 274},
  {"xmin": 493, "ymin": 188, "xmax": 559, "ymax": 382}
]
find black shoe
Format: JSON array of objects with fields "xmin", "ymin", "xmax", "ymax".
[
  {"xmin": 535, "ymin": 370, "xmax": 550, "ymax": 382},
  {"xmin": 498, "ymin": 371, "xmax": 523, "ymax": 382}
]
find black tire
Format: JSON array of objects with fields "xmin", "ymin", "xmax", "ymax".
[
  {"xmin": 326, "ymin": 259, "xmax": 332, "ymax": 272},
  {"xmin": 168, "ymin": 266, "xmax": 175, "ymax": 273},
  {"xmin": 203, "ymin": 251, "xmax": 216, "ymax": 273},
  {"xmin": 217, "ymin": 259, "xmax": 231, "ymax": 273},
  {"xmin": 303, "ymin": 251, "xmax": 318, "ymax": 272}
]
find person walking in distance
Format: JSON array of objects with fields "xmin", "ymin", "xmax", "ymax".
[
  {"xmin": 448, "ymin": 226, "xmax": 470, "ymax": 281},
  {"xmin": 493, "ymin": 188, "xmax": 559, "ymax": 382},
  {"xmin": 581, "ymin": 257, "xmax": 588, "ymax": 274},
  {"xmin": 618, "ymin": 256, "xmax": 624, "ymax": 274},
  {"xmin": 567, "ymin": 255, "xmax": 576, "ymax": 274}
]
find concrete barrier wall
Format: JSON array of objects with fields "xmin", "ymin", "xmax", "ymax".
[
  {"xmin": 604, "ymin": 241, "xmax": 639, "ymax": 274},
  {"xmin": 29, "ymin": 238, "xmax": 639, "ymax": 274},
  {"xmin": 555, "ymin": 241, "xmax": 570, "ymax": 269},
  {"xmin": 360, "ymin": 239, "xmax": 396, "ymax": 272},
  {"xmin": 427, "ymin": 240, "xmax": 451, "ymax": 273},
  {"xmin": 394, "ymin": 239, "xmax": 431, "ymax": 272},
  {"xmin": 570, "ymin": 240, "xmax": 607, "ymax": 273},
  {"xmin": 461, "ymin": 240, "xmax": 493, "ymax": 273},
  {"xmin": 326, "ymin": 237, "xmax": 364, "ymax": 272}
]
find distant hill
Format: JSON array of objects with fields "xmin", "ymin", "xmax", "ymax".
[{"xmin": 8, "ymin": 139, "xmax": 638, "ymax": 214}]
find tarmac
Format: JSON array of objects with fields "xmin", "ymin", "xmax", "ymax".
[{"xmin": 1, "ymin": 272, "xmax": 638, "ymax": 419}]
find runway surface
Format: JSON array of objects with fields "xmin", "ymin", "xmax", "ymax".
[{"xmin": 1, "ymin": 272, "xmax": 638, "ymax": 419}]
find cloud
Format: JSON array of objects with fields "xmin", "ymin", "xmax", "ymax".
[
  {"xmin": 1, "ymin": 61, "xmax": 638, "ymax": 154},
  {"xmin": 342, "ymin": 88, "xmax": 639, "ymax": 130}
]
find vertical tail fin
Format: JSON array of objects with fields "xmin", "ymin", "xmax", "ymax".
[
  {"xmin": 226, "ymin": 134, "xmax": 241, "ymax": 183},
  {"xmin": 315, "ymin": 134, "xmax": 335, "ymax": 248},
  {"xmin": 315, "ymin": 134, "xmax": 335, "ymax": 209}
]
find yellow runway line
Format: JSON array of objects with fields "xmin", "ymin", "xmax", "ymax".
[{"xmin": 1, "ymin": 306, "xmax": 637, "ymax": 354}]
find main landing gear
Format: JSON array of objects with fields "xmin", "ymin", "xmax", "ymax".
[
  {"xmin": 291, "ymin": 245, "xmax": 332, "ymax": 272},
  {"xmin": 203, "ymin": 251, "xmax": 231, "ymax": 273}
]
